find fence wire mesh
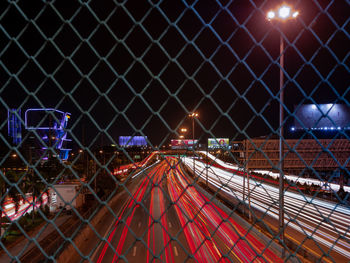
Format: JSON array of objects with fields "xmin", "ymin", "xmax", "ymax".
[{"xmin": 0, "ymin": 0, "xmax": 349, "ymax": 262}]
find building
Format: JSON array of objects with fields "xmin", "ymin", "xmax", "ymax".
[
  {"xmin": 25, "ymin": 108, "xmax": 72, "ymax": 161},
  {"xmin": 49, "ymin": 182, "xmax": 85, "ymax": 212},
  {"xmin": 119, "ymin": 136, "xmax": 148, "ymax": 147},
  {"xmin": 231, "ymin": 138, "xmax": 350, "ymax": 180}
]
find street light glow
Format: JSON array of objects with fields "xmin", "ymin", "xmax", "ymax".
[
  {"xmin": 292, "ymin": 11, "xmax": 299, "ymax": 18},
  {"xmin": 267, "ymin": 11, "xmax": 275, "ymax": 20},
  {"xmin": 267, "ymin": 4, "xmax": 299, "ymax": 21},
  {"xmin": 278, "ymin": 6, "xmax": 291, "ymax": 19}
]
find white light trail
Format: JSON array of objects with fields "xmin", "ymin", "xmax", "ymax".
[{"xmin": 181, "ymin": 157, "xmax": 350, "ymax": 259}]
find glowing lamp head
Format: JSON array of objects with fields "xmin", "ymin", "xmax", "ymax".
[
  {"xmin": 278, "ymin": 5, "xmax": 291, "ymax": 19},
  {"xmin": 292, "ymin": 11, "xmax": 299, "ymax": 18},
  {"xmin": 267, "ymin": 11, "xmax": 275, "ymax": 20},
  {"xmin": 267, "ymin": 4, "xmax": 299, "ymax": 21}
]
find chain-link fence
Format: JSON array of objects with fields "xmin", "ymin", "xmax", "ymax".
[{"xmin": 0, "ymin": 0, "xmax": 349, "ymax": 262}]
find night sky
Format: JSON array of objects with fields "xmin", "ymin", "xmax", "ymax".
[{"xmin": 0, "ymin": 0, "xmax": 349, "ymax": 148}]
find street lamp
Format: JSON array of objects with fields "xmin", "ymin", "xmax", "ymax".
[
  {"xmin": 267, "ymin": 5, "xmax": 299, "ymax": 22},
  {"xmin": 188, "ymin": 113, "xmax": 198, "ymax": 144},
  {"xmin": 189, "ymin": 113, "xmax": 199, "ymax": 175},
  {"xmin": 179, "ymin": 127, "xmax": 187, "ymax": 140},
  {"xmin": 267, "ymin": 3, "xmax": 299, "ymax": 257}
]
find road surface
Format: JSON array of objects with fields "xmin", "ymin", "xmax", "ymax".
[
  {"xmin": 182, "ymin": 156, "xmax": 350, "ymax": 262},
  {"xmin": 92, "ymin": 157, "xmax": 282, "ymax": 262}
]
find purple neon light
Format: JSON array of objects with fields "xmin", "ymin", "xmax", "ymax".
[
  {"xmin": 25, "ymin": 108, "xmax": 72, "ymax": 161},
  {"xmin": 25, "ymin": 108, "xmax": 71, "ymax": 129},
  {"xmin": 119, "ymin": 136, "xmax": 148, "ymax": 146}
]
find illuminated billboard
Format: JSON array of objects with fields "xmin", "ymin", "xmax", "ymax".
[
  {"xmin": 294, "ymin": 104, "xmax": 350, "ymax": 130},
  {"xmin": 25, "ymin": 108, "xmax": 70, "ymax": 130},
  {"xmin": 119, "ymin": 136, "xmax": 148, "ymax": 147},
  {"xmin": 171, "ymin": 139, "xmax": 198, "ymax": 149},
  {"xmin": 208, "ymin": 138, "xmax": 230, "ymax": 148}
]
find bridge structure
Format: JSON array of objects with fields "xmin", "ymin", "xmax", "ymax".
[{"xmin": 230, "ymin": 138, "xmax": 350, "ymax": 183}]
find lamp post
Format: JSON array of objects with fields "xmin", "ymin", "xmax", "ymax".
[
  {"xmin": 179, "ymin": 128, "xmax": 187, "ymax": 139},
  {"xmin": 189, "ymin": 113, "xmax": 198, "ymax": 175},
  {"xmin": 267, "ymin": 4, "xmax": 299, "ymax": 257}
]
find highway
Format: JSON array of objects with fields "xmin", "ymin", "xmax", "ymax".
[
  {"xmin": 181, "ymin": 157, "xmax": 350, "ymax": 262},
  {"xmin": 92, "ymin": 157, "xmax": 283, "ymax": 262}
]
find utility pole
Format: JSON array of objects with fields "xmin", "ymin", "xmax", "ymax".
[{"xmin": 189, "ymin": 113, "xmax": 198, "ymax": 176}]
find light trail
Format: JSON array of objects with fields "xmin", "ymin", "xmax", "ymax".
[
  {"xmin": 182, "ymin": 157, "xmax": 350, "ymax": 259},
  {"xmin": 199, "ymin": 151, "xmax": 350, "ymax": 193},
  {"xmin": 2, "ymin": 194, "xmax": 48, "ymax": 221},
  {"xmin": 97, "ymin": 165, "xmax": 159, "ymax": 263},
  {"xmin": 97, "ymin": 157, "xmax": 282, "ymax": 262},
  {"xmin": 169, "ymin": 161, "xmax": 282, "ymax": 262}
]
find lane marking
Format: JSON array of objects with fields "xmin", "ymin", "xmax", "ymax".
[
  {"xmin": 138, "ymin": 221, "xmax": 141, "ymax": 228},
  {"xmin": 173, "ymin": 246, "xmax": 178, "ymax": 256},
  {"xmin": 169, "ymin": 222, "xmax": 172, "ymax": 228},
  {"xmin": 133, "ymin": 246, "xmax": 137, "ymax": 256}
]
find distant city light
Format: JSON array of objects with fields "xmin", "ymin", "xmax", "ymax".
[
  {"xmin": 291, "ymin": 127, "xmax": 295, "ymax": 131},
  {"xmin": 299, "ymin": 126, "xmax": 347, "ymax": 131}
]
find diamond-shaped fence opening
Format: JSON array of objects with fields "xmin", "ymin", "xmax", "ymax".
[{"xmin": 0, "ymin": 0, "xmax": 349, "ymax": 262}]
